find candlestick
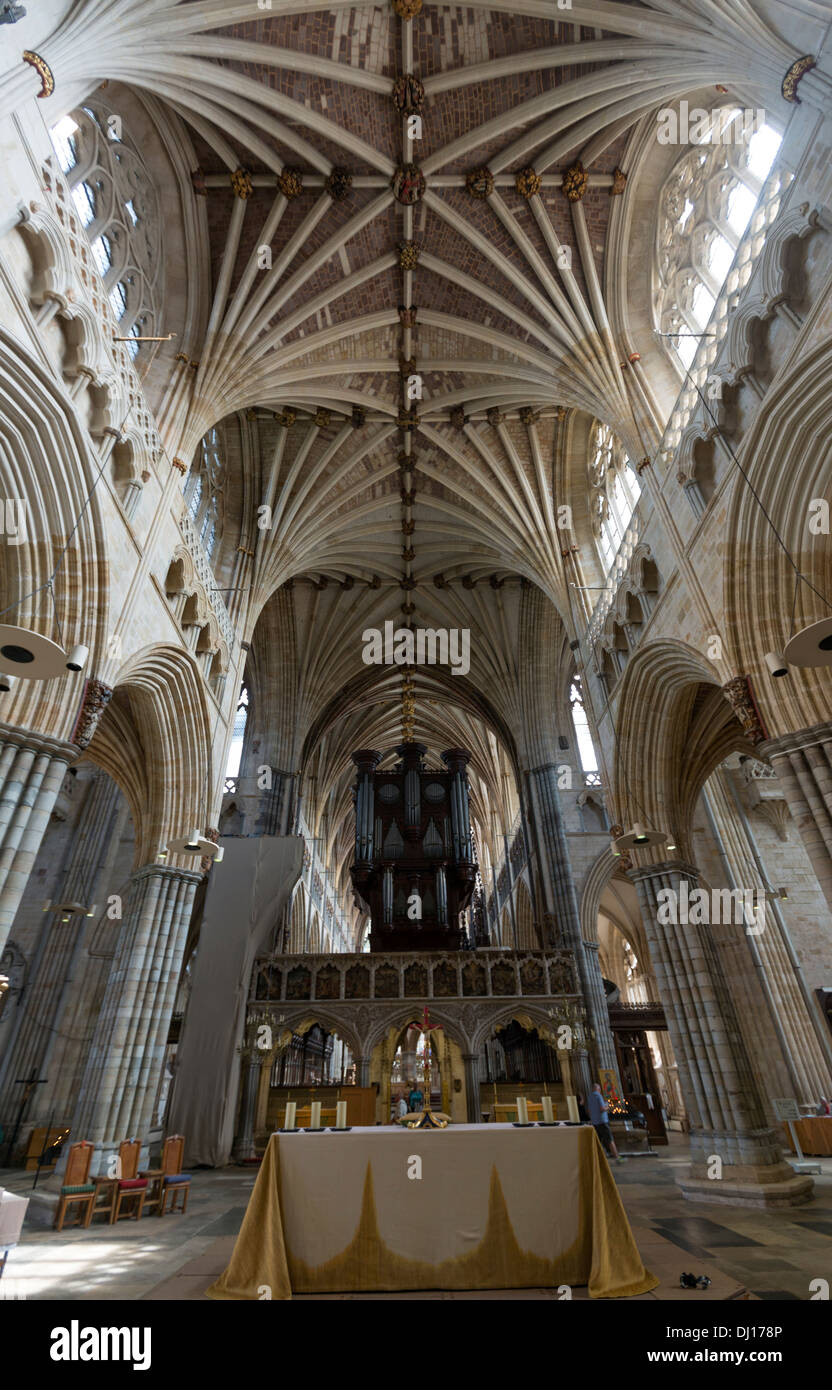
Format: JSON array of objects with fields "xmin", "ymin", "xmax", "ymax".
[
  {"xmin": 309, "ymin": 1101, "xmax": 322, "ymax": 1129},
  {"xmin": 516, "ymin": 1096, "xmax": 528, "ymax": 1124},
  {"xmin": 283, "ymin": 1101, "xmax": 297, "ymax": 1129},
  {"xmin": 566, "ymin": 1094, "xmax": 580, "ymax": 1123},
  {"xmin": 541, "ymin": 1095, "xmax": 555, "ymax": 1124},
  {"xmin": 335, "ymin": 1100, "xmax": 348, "ymax": 1129}
]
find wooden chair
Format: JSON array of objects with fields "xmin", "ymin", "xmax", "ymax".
[
  {"xmin": 54, "ymin": 1141, "xmax": 97, "ymax": 1231},
  {"xmin": 112, "ymin": 1139, "xmax": 149, "ymax": 1223},
  {"xmin": 89, "ymin": 1174, "xmax": 118, "ymax": 1225},
  {"xmin": 158, "ymin": 1134, "xmax": 192, "ymax": 1216}
]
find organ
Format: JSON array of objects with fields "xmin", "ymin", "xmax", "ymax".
[{"xmin": 350, "ymin": 742, "xmax": 477, "ymax": 951}]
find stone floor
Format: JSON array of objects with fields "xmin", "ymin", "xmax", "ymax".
[{"xmin": 1, "ymin": 1135, "xmax": 830, "ymax": 1301}]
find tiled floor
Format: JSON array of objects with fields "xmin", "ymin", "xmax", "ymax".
[{"xmin": 1, "ymin": 1136, "xmax": 830, "ymax": 1301}]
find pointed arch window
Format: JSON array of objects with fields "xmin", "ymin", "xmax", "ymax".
[
  {"xmin": 183, "ymin": 427, "xmax": 225, "ymax": 561},
  {"xmin": 49, "ymin": 100, "xmax": 162, "ymax": 364},
  {"xmin": 225, "ymin": 686, "xmax": 249, "ymax": 783},
  {"xmin": 656, "ymin": 113, "xmax": 782, "ymax": 370},
  {"xmin": 569, "ymin": 675, "xmax": 598, "ymax": 776},
  {"xmin": 589, "ymin": 422, "xmax": 640, "ymax": 572}
]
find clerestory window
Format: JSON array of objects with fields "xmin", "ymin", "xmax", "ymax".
[
  {"xmin": 588, "ymin": 422, "xmax": 640, "ymax": 572},
  {"xmin": 183, "ymin": 427, "xmax": 225, "ymax": 561},
  {"xmin": 569, "ymin": 675, "xmax": 599, "ymax": 776},
  {"xmin": 49, "ymin": 103, "xmax": 161, "ymax": 363},
  {"xmin": 656, "ymin": 111, "xmax": 782, "ymax": 370},
  {"xmin": 225, "ymin": 685, "xmax": 249, "ymax": 781}
]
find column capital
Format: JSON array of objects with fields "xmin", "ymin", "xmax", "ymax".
[
  {"xmin": 627, "ymin": 857, "xmax": 699, "ymax": 886},
  {"xmin": 0, "ymin": 719, "xmax": 79, "ymax": 763},
  {"xmin": 758, "ymin": 719, "xmax": 832, "ymax": 760},
  {"xmin": 527, "ymin": 762, "xmax": 560, "ymax": 779},
  {"xmin": 132, "ymin": 862, "xmax": 204, "ymax": 888}
]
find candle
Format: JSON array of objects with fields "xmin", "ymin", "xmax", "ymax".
[
  {"xmin": 284, "ymin": 1101, "xmax": 296, "ymax": 1130},
  {"xmin": 541, "ymin": 1095, "xmax": 554, "ymax": 1124},
  {"xmin": 516, "ymin": 1096, "xmax": 528, "ymax": 1124},
  {"xmin": 566, "ymin": 1095, "xmax": 580, "ymax": 1123},
  {"xmin": 309, "ymin": 1101, "xmax": 322, "ymax": 1129},
  {"xmin": 335, "ymin": 1100, "xmax": 348, "ymax": 1129}
]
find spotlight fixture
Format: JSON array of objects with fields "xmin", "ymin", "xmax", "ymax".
[
  {"xmin": 65, "ymin": 644, "xmax": 89, "ymax": 672},
  {"xmin": 0, "ymin": 625, "xmax": 88, "ymax": 680},
  {"xmin": 765, "ymin": 649, "xmax": 789, "ymax": 678},
  {"xmin": 166, "ymin": 831, "xmax": 222, "ymax": 859},
  {"xmin": 783, "ymin": 616, "xmax": 832, "ymax": 669},
  {"xmin": 613, "ymin": 822, "xmax": 673, "ymax": 853},
  {"xmin": 0, "ymin": 672, "xmax": 14, "ymax": 692}
]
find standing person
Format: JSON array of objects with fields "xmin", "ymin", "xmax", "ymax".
[
  {"xmin": 408, "ymin": 1083, "xmax": 423, "ymax": 1113},
  {"xmin": 587, "ymin": 1082, "xmax": 622, "ymax": 1163},
  {"xmin": 397, "ymin": 1093, "xmax": 408, "ymax": 1121}
]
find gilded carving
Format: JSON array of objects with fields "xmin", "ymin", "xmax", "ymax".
[
  {"xmin": 466, "ymin": 168, "xmax": 494, "ymax": 200},
  {"xmin": 515, "ymin": 166, "xmax": 541, "ymax": 199},
  {"xmin": 562, "ymin": 161, "xmax": 588, "ymax": 202}
]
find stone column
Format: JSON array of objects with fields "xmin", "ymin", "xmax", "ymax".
[
  {"xmin": 0, "ymin": 771, "xmax": 122, "ymax": 1118},
  {"xmin": 232, "ymin": 1009, "xmax": 275, "ymax": 1161},
  {"xmin": 630, "ymin": 858, "xmax": 812, "ymax": 1206},
  {"xmin": 526, "ymin": 763, "xmax": 619, "ymax": 1081},
  {"xmin": 233, "ymin": 1053, "xmax": 264, "ymax": 1162},
  {"xmin": 462, "ymin": 1053, "xmax": 481, "ymax": 1123},
  {"xmin": 69, "ymin": 863, "xmax": 202, "ymax": 1174},
  {"xmin": 758, "ymin": 721, "xmax": 832, "ymax": 911},
  {"xmin": 0, "ymin": 723, "xmax": 79, "ymax": 954},
  {"xmin": 705, "ymin": 769, "xmax": 832, "ymax": 1104}
]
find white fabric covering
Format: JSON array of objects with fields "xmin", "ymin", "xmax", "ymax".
[{"xmin": 168, "ymin": 835, "xmax": 303, "ymax": 1167}]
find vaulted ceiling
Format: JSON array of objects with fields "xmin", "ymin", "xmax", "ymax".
[{"xmin": 18, "ymin": 1, "xmax": 817, "ymax": 846}]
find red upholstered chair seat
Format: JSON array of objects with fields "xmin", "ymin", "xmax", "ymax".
[{"xmin": 118, "ymin": 1178, "xmax": 148, "ymax": 1190}]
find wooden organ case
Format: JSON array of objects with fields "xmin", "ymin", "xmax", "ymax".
[{"xmin": 350, "ymin": 743, "xmax": 477, "ymax": 951}]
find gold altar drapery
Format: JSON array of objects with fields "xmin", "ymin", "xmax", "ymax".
[{"xmin": 206, "ymin": 1123, "xmax": 657, "ymax": 1300}]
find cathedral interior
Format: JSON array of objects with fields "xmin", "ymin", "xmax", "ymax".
[{"xmin": 0, "ymin": 0, "xmax": 831, "ymax": 1322}]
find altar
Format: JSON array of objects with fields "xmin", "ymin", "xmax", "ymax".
[{"xmin": 206, "ymin": 1123, "xmax": 657, "ymax": 1300}]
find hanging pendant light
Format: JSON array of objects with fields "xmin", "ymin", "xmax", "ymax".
[
  {"xmin": 613, "ymin": 822, "xmax": 676, "ymax": 853},
  {"xmin": 0, "ymin": 624, "xmax": 88, "ymax": 680},
  {"xmin": 166, "ymin": 830, "xmax": 221, "ymax": 859},
  {"xmin": 783, "ymin": 615, "xmax": 832, "ymax": 669},
  {"xmin": 43, "ymin": 898, "xmax": 97, "ymax": 919}
]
